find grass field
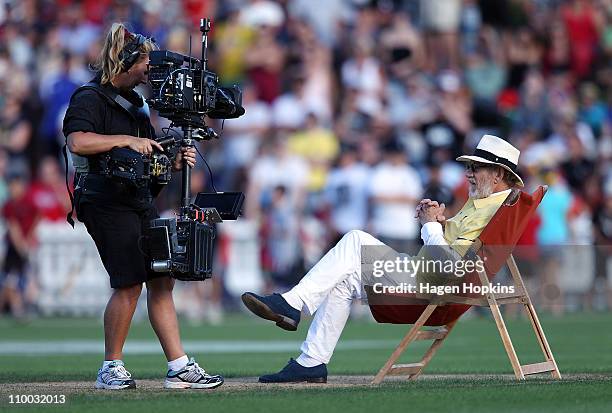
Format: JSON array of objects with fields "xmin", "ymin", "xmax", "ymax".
[{"xmin": 0, "ymin": 311, "xmax": 611, "ymax": 412}]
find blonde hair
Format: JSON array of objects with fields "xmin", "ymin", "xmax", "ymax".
[{"xmin": 93, "ymin": 23, "xmax": 157, "ymax": 85}]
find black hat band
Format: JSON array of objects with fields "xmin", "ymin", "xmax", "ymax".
[{"xmin": 473, "ymin": 149, "xmax": 518, "ymax": 172}]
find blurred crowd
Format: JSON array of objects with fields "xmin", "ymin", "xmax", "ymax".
[{"xmin": 1, "ymin": 0, "xmax": 612, "ymax": 319}]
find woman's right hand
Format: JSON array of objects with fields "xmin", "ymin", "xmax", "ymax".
[{"xmin": 124, "ymin": 136, "xmax": 164, "ymax": 155}]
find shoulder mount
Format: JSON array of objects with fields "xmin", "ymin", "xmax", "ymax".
[{"xmin": 73, "ymin": 82, "xmax": 150, "ymax": 123}]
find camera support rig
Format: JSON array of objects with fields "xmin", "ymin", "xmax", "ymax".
[
  {"xmin": 175, "ymin": 20, "xmax": 220, "ymax": 231},
  {"xmin": 145, "ymin": 18, "xmax": 245, "ymax": 281}
]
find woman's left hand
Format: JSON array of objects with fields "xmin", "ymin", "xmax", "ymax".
[{"xmin": 173, "ymin": 146, "xmax": 197, "ymax": 171}]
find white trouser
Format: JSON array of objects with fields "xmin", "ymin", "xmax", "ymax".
[{"xmin": 287, "ymin": 230, "xmax": 386, "ymax": 364}]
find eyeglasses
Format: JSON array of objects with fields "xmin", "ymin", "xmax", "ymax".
[{"xmin": 464, "ymin": 162, "xmax": 491, "ymax": 173}]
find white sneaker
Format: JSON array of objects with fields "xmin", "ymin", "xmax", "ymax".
[
  {"xmin": 95, "ymin": 360, "xmax": 136, "ymax": 390},
  {"xmin": 164, "ymin": 357, "xmax": 224, "ymax": 389}
]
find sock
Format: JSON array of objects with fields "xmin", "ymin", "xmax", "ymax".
[
  {"xmin": 281, "ymin": 290, "xmax": 303, "ymax": 311},
  {"xmin": 296, "ymin": 353, "xmax": 323, "ymax": 367},
  {"xmin": 168, "ymin": 355, "xmax": 189, "ymax": 371},
  {"xmin": 102, "ymin": 360, "xmax": 120, "ymax": 369}
]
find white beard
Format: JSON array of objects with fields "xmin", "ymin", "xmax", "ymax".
[{"xmin": 469, "ymin": 178, "xmax": 495, "ymax": 199}]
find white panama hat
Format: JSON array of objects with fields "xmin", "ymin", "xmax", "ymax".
[{"xmin": 456, "ymin": 134, "xmax": 524, "ymax": 187}]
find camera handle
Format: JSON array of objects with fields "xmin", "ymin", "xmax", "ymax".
[
  {"xmin": 178, "ymin": 124, "xmax": 219, "ymax": 219},
  {"xmin": 200, "ymin": 18, "xmax": 211, "ymax": 70}
]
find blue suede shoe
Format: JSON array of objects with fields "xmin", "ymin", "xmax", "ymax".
[
  {"xmin": 241, "ymin": 292, "xmax": 301, "ymax": 331},
  {"xmin": 259, "ymin": 359, "xmax": 327, "ymax": 383}
]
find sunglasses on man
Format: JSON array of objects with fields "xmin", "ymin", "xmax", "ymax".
[{"xmin": 464, "ymin": 162, "xmax": 493, "ymax": 173}]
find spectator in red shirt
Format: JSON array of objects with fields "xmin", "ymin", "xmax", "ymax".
[
  {"xmin": 561, "ymin": 0, "xmax": 601, "ymax": 79},
  {"xmin": 0, "ymin": 169, "xmax": 40, "ymax": 318},
  {"xmin": 28, "ymin": 156, "xmax": 70, "ymax": 222}
]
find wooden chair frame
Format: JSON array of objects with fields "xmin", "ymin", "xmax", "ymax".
[{"xmin": 372, "ymin": 251, "xmax": 561, "ymax": 384}]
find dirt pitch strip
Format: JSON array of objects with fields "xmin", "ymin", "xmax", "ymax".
[{"xmin": 1, "ymin": 374, "xmax": 607, "ymax": 396}]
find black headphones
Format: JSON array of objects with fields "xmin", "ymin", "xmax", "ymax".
[{"xmin": 119, "ymin": 32, "xmax": 148, "ymax": 72}]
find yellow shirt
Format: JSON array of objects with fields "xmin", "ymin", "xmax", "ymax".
[
  {"xmin": 288, "ymin": 128, "xmax": 340, "ymax": 191},
  {"xmin": 415, "ymin": 189, "xmax": 511, "ymax": 286},
  {"xmin": 443, "ymin": 189, "xmax": 512, "ymax": 257}
]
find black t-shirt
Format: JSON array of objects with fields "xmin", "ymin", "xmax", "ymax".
[
  {"xmin": 63, "ymin": 75, "xmax": 158, "ymax": 211},
  {"xmin": 560, "ymin": 158, "xmax": 595, "ymax": 195},
  {"xmin": 423, "ymin": 183, "xmax": 455, "ymax": 208}
]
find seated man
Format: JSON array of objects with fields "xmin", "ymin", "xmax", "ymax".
[{"xmin": 242, "ymin": 135, "xmax": 524, "ymax": 383}]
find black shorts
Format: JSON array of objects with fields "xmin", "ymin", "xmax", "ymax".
[
  {"xmin": 78, "ymin": 201, "xmax": 168, "ymax": 289},
  {"xmin": 3, "ymin": 242, "xmax": 27, "ymax": 275}
]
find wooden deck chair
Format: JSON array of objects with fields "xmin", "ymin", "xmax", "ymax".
[{"xmin": 365, "ymin": 186, "xmax": 561, "ymax": 384}]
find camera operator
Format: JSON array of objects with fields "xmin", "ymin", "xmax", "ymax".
[{"xmin": 63, "ymin": 23, "xmax": 223, "ymax": 390}]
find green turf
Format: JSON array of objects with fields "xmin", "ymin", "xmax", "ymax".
[
  {"xmin": 0, "ymin": 312, "xmax": 611, "ymax": 412},
  {"xmin": 2, "ymin": 378, "xmax": 612, "ymax": 413}
]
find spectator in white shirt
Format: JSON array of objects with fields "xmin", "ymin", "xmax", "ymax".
[
  {"xmin": 324, "ymin": 146, "xmax": 370, "ymax": 239},
  {"xmin": 369, "ymin": 140, "xmax": 423, "ymax": 253}
]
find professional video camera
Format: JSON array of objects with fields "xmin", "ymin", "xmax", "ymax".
[
  {"xmin": 143, "ymin": 18, "xmax": 245, "ymax": 281},
  {"xmin": 147, "ymin": 52, "xmax": 244, "ymax": 129},
  {"xmin": 146, "ymin": 20, "xmax": 244, "ymax": 130}
]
